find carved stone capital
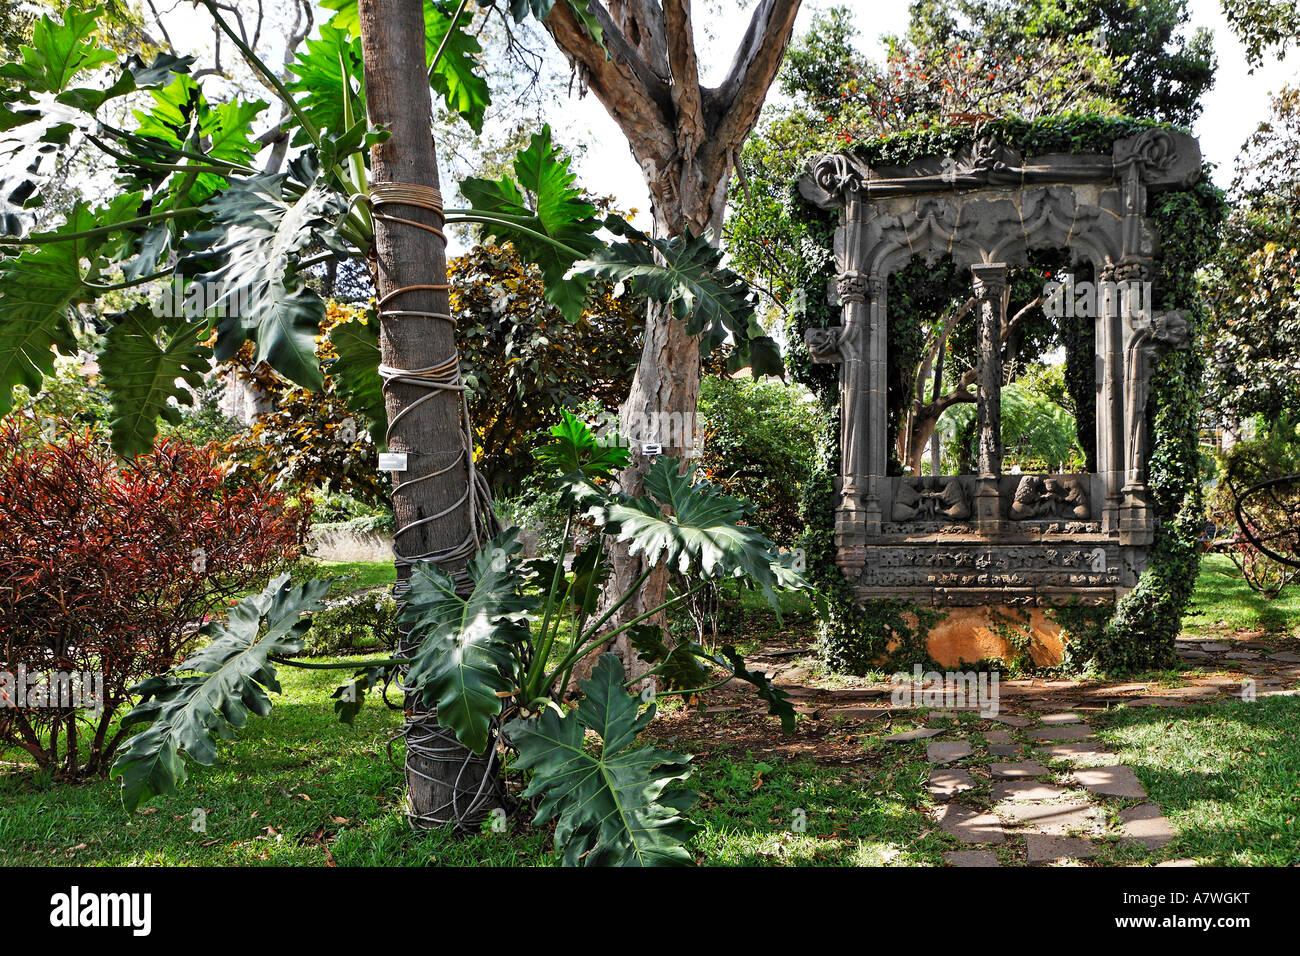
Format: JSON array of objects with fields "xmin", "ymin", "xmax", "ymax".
[
  {"xmin": 836, "ymin": 273, "xmax": 869, "ymax": 303},
  {"xmin": 1112, "ymin": 129, "xmax": 1202, "ymax": 189},
  {"xmin": 970, "ymin": 262, "xmax": 1008, "ymax": 299}
]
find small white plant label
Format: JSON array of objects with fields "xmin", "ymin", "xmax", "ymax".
[{"xmin": 378, "ymin": 453, "xmax": 408, "ymax": 472}]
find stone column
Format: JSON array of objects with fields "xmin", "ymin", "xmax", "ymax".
[
  {"xmin": 863, "ymin": 274, "xmax": 887, "ymax": 536},
  {"xmin": 971, "ymin": 262, "xmax": 1008, "ymax": 533},
  {"xmin": 1096, "ymin": 264, "xmax": 1128, "ymax": 533}
]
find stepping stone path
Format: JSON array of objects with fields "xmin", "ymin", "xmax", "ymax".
[
  {"xmin": 1026, "ymin": 834, "xmax": 1098, "ymax": 864},
  {"xmin": 927, "ymin": 741, "xmax": 974, "ymax": 763},
  {"xmin": 884, "ymin": 727, "xmax": 943, "ymax": 743},
  {"xmin": 1040, "ymin": 713, "xmax": 1082, "ymax": 725},
  {"xmin": 990, "ymin": 761, "xmax": 1051, "ymax": 779},
  {"xmin": 1119, "ymin": 804, "xmax": 1174, "ymax": 849},
  {"xmin": 1074, "ymin": 766, "xmax": 1148, "ymax": 799},
  {"xmin": 921, "ymin": 713, "xmax": 1182, "ymax": 867},
  {"xmin": 991, "ymin": 781, "xmax": 1070, "ymax": 802},
  {"xmin": 927, "ymin": 769, "xmax": 975, "ymax": 798},
  {"xmin": 935, "ymin": 804, "xmax": 1006, "ymax": 845},
  {"xmin": 1030, "ymin": 724, "xmax": 1095, "ymax": 741},
  {"xmin": 943, "ymin": 849, "xmax": 1000, "ymax": 867}
]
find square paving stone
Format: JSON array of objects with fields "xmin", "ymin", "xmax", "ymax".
[
  {"xmin": 943, "ymin": 849, "xmax": 1000, "ymax": 867},
  {"xmin": 1074, "ymin": 765, "xmax": 1148, "ymax": 799},
  {"xmin": 1268, "ymin": 652, "xmax": 1300, "ymax": 663},
  {"xmin": 927, "ymin": 768, "xmax": 975, "ymax": 798},
  {"xmin": 1118, "ymin": 804, "xmax": 1174, "ymax": 848},
  {"xmin": 998, "ymin": 800, "xmax": 1101, "ymax": 835},
  {"xmin": 990, "ymin": 760, "xmax": 1051, "ymax": 779},
  {"xmin": 1040, "ymin": 713, "xmax": 1083, "ymax": 725},
  {"xmin": 1039, "ymin": 742, "xmax": 1118, "ymax": 765},
  {"xmin": 1195, "ymin": 642, "xmax": 1231, "ymax": 652},
  {"xmin": 934, "ymin": 803, "xmax": 1006, "ymax": 844},
  {"xmin": 983, "ymin": 729, "xmax": 1013, "ymax": 744},
  {"xmin": 927, "ymin": 740, "xmax": 974, "ymax": 763},
  {"xmin": 883, "ymin": 727, "xmax": 944, "ymax": 743},
  {"xmin": 1025, "ymin": 834, "xmax": 1098, "ymax": 864},
  {"xmin": 991, "ymin": 781, "xmax": 1071, "ymax": 802},
  {"xmin": 1030, "ymin": 724, "xmax": 1095, "ymax": 741},
  {"xmin": 987, "ymin": 714, "xmax": 1034, "ymax": 727},
  {"xmin": 989, "ymin": 744, "xmax": 1023, "ymax": 757}
]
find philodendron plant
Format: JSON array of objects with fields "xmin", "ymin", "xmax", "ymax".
[{"xmin": 112, "ymin": 411, "xmax": 806, "ymax": 865}]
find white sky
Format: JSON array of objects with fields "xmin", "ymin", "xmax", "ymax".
[{"xmin": 552, "ymin": 0, "xmax": 1298, "ymax": 220}]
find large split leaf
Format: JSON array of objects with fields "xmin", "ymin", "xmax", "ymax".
[
  {"xmin": 535, "ymin": 407, "xmax": 630, "ymax": 496},
  {"xmin": 604, "ymin": 456, "xmax": 781, "ymax": 601},
  {"xmin": 100, "ymin": 306, "xmax": 211, "ymax": 457},
  {"xmin": 0, "ymin": 203, "xmax": 110, "ymax": 414},
  {"xmin": 459, "ymin": 126, "xmax": 603, "ymax": 319},
  {"xmin": 110, "ymin": 574, "xmax": 331, "ymax": 812},
  {"xmin": 580, "ymin": 224, "xmax": 784, "ymax": 377},
  {"xmin": 184, "ymin": 151, "xmax": 347, "ymax": 390},
  {"xmin": 321, "ymin": 0, "xmax": 490, "ymax": 131},
  {"xmin": 0, "ymin": 6, "xmax": 114, "ymax": 94},
  {"xmin": 286, "ymin": 22, "xmax": 365, "ymax": 145},
  {"xmin": 629, "ymin": 628, "xmax": 796, "ymax": 732},
  {"xmin": 400, "ymin": 530, "xmax": 536, "ymax": 754},
  {"xmin": 505, "ymin": 654, "xmax": 696, "ymax": 866},
  {"xmin": 327, "ymin": 313, "xmax": 386, "ymax": 447}
]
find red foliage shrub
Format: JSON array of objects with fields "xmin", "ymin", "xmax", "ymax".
[{"xmin": 0, "ymin": 422, "xmax": 310, "ymax": 775}]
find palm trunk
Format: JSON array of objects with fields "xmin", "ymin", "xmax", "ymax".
[{"xmin": 357, "ymin": 0, "xmax": 505, "ymax": 830}]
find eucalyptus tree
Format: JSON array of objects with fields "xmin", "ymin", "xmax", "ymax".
[{"xmin": 524, "ymin": 0, "xmax": 804, "ymax": 682}]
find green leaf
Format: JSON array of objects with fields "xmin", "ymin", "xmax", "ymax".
[
  {"xmin": 399, "ymin": 530, "xmax": 536, "ymax": 754},
  {"xmin": 426, "ymin": 1, "xmax": 491, "ymax": 133},
  {"xmin": 110, "ymin": 574, "xmax": 331, "ymax": 812},
  {"xmin": 536, "ymin": 408, "xmax": 630, "ymax": 481},
  {"xmin": 184, "ymin": 151, "xmax": 347, "ymax": 390},
  {"xmin": 459, "ymin": 126, "xmax": 603, "ymax": 319},
  {"xmin": 0, "ymin": 6, "xmax": 114, "ymax": 93},
  {"xmin": 629, "ymin": 625, "xmax": 713, "ymax": 691},
  {"xmin": 0, "ymin": 204, "xmax": 106, "ymax": 414},
  {"xmin": 328, "ymin": 313, "xmax": 387, "ymax": 447},
  {"xmin": 604, "ymin": 456, "xmax": 782, "ymax": 601},
  {"xmin": 580, "ymin": 223, "xmax": 784, "ymax": 376},
  {"xmin": 710, "ymin": 646, "xmax": 796, "ymax": 733},
  {"xmin": 331, "ymin": 664, "xmax": 395, "ymax": 725},
  {"xmin": 100, "ymin": 306, "xmax": 211, "ymax": 457},
  {"xmin": 504, "ymin": 654, "xmax": 696, "ymax": 866},
  {"xmin": 321, "ymin": 0, "xmax": 491, "ymax": 131},
  {"xmin": 286, "ymin": 22, "xmax": 365, "ymax": 146}
]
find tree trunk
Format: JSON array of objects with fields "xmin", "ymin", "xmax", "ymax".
[
  {"xmin": 544, "ymin": 0, "xmax": 803, "ymax": 687},
  {"xmin": 357, "ymin": 0, "xmax": 504, "ymax": 830}
]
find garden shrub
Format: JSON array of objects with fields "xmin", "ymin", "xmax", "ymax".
[
  {"xmin": 0, "ymin": 422, "xmax": 310, "ymax": 776},
  {"xmin": 696, "ymin": 375, "xmax": 820, "ymax": 545},
  {"xmin": 305, "ymin": 591, "xmax": 399, "ymax": 657}
]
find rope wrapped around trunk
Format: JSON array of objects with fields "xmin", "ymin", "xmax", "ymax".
[{"xmin": 369, "ymin": 180, "xmax": 511, "ymax": 831}]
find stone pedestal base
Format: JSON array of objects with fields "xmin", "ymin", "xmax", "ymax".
[
  {"xmin": 975, "ymin": 478, "xmax": 1004, "ymax": 534},
  {"xmin": 893, "ymin": 606, "xmax": 1068, "ymax": 668},
  {"xmin": 1119, "ymin": 485, "xmax": 1155, "ymax": 546}
]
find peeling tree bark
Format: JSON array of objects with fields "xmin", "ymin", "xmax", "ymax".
[{"xmin": 543, "ymin": 0, "xmax": 803, "ymax": 683}]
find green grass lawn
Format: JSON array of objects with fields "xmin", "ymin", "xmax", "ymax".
[
  {"xmin": 2, "ymin": 555, "xmax": 1297, "ymax": 866},
  {"xmin": 1181, "ymin": 553, "xmax": 1300, "ymax": 638},
  {"xmin": 1093, "ymin": 697, "xmax": 1300, "ymax": 866}
]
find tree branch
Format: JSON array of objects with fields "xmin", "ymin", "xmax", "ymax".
[
  {"xmin": 542, "ymin": 0, "xmax": 674, "ymax": 152},
  {"xmin": 706, "ymin": 0, "xmax": 802, "ymax": 150},
  {"xmin": 662, "ymin": 0, "xmax": 705, "ymax": 159}
]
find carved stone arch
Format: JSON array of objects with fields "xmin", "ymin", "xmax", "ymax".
[{"xmin": 798, "ymin": 129, "xmax": 1201, "ymax": 623}]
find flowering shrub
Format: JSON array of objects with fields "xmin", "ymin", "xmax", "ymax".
[{"xmin": 0, "ymin": 422, "xmax": 310, "ymax": 776}]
